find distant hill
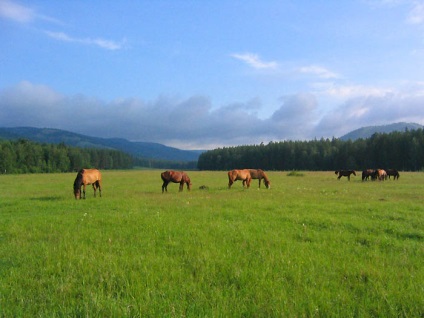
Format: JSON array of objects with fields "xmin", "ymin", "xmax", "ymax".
[
  {"xmin": 339, "ymin": 122, "xmax": 423, "ymax": 141},
  {"xmin": 0, "ymin": 127, "xmax": 203, "ymax": 162}
]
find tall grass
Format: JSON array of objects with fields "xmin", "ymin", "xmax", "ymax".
[{"xmin": 0, "ymin": 171, "xmax": 423, "ymax": 317}]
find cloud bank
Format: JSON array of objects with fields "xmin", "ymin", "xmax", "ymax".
[{"xmin": 2, "ymin": 81, "xmax": 424, "ymax": 149}]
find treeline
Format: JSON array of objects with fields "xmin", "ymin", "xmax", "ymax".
[
  {"xmin": 0, "ymin": 139, "xmax": 134, "ymax": 173},
  {"xmin": 197, "ymin": 129, "xmax": 424, "ymax": 171}
]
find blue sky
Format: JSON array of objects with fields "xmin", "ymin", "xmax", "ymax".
[{"xmin": 1, "ymin": 0, "xmax": 424, "ymax": 149}]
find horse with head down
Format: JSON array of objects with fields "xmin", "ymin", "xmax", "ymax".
[
  {"xmin": 161, "ymin": 170, "xmax": 191, "ymax": 193},
  {"xmin": 228, "ymin": 169, "xmax": 251, "ymax": 189},
  {"xmin": 247, "ymin": 169, "xmax": 271, "ymax": 189},
  {"xmin": 362, "ymin": 169, "xmax": 375, "ymax": 181},
  {"xmin": 386, "ymin": 169, "xmax": 400, "ymax": 180},
  {"xmin": 335, "ymin": 170, "xmax": 356, "ymax": 181},
  {"xmin": 374, "ymin": 169, "xmax": 387, "ymax": 181},
  {"xmin": 73, "ymin": 168, "xmax": 102, "ymax": 199}
]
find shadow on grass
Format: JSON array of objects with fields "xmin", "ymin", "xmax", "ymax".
[{"xmin": 30, "ymin": 196, "xmax": 63, "ymax": 202}]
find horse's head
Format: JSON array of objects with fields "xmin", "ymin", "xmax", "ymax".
[
  {"xmin": 73, "ymin": 179, "xmax": 81, "ymax": 199},
  {"xmin": 264, "ymin": 180, "xmax": 271, "ymax": 189},
  {"xmin": 74, "ymin": 187, "xmax": 81, "ymax": 199}
]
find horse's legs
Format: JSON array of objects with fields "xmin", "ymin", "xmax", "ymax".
[
  {"xmin": 179, "ymin": 181, "xmax": 184, "ymax": 192},
  {"xmin": 348, "ymin": 175, "xmax": 350, "ymax": 181},
  {"xmin": 83, "ymin": 184, "xmax": 86, "ymax": 199},
  {"xmin": 162, "ymin": 181, "xmax": 168, "ymax": 193},
  {"xmin": 98, "ymin": 180, "xmax": 102, "ymax": 197}
]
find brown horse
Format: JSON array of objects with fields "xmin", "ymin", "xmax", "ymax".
[
  {"xmin": 228, "ymin": 169, "xmax": 251, "ymax": 189},
  {"xmin": 335, "ymin": 170, "xmax": 356, "ymax": 181},
  {"xmin": 73, "ymin": 168, "xmax": 102, "ymax": 199},
  {"xmin": 246, "ymin": 169, "xmax": 271, "ymax": 189},
  {"xmin": 161, "ymin": 170, "xmax": 191, "ymax": 193},
  {"xmin": 374, "ymin": 169, "xmax": 387, "ymax": 181},
  {"xmin": 386, "ymin": 169, "xmax": 400, "ymax": 180},
  {"xmin": 362, "ymin": 169, "xmax": 375, "ymax": 181}
]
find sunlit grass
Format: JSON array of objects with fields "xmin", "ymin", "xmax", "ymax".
[{"xmin": 0, "ymin": 171, "xmax": 423, "ymax": 316}]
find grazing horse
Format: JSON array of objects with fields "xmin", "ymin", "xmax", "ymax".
[
  {"xmin": 246, "ymin": 169, "xmax": 271, "ymax": 189},
  {"xmin": 362, "ymin": 169, "xmax": 375, "ymax": 181},
  {"xmin": 374, "ymin": 169, "xmax": 387, "ymax": 181},
  {"xmin": 161, "ymin": 170, "xmax": 191, "ymax": 193},
  {"xmin": 228, "ymin": 169, "xmax": 252, "ymax": 189},
  {"xmin": 335, "ymin": 170, "xmax": 356, "ymax": 181},
  {"xmin": 386, "ymin": 169, "xmax": 400, "ymax": 180},
  {"xmin": 73, "ymin": 169, "xmax": 102, "ymax": 199}
]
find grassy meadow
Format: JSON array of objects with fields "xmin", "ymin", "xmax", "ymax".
[{"xmin": 0, "ymin": 170, "xmax": 423, "ymax": 317}]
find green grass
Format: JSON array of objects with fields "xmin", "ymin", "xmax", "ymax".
[{"xmin": 0, "ymin": 170, "xmax": 423, "ymax": 317}]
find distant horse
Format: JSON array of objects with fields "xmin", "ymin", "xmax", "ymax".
[
  {"xmin": 73, "ymin": 168, "xmax": 102, "ymax": 199},
  {"xmin": 386, "ymin": 169, "xmax": 400, "ymax": 180},
  {"xmin": 228, "ymin": 169, "xmax": 252, "ymax": 189},
  {"xmin": 362, "ymin": 169, "xmax": 375, "ymax": 181},
  {"xmin": 335, "ymin": 170, "xmax": 356, "ymax": 181},
  {"xmin": 246, "ymin": 169, "xmax": 271, "ymax": 189},
  {"xmin": 374, "ymin": 169, "xmax": 387, "ymax": 181},
  {"xmin": 161, "ymin": 170, "xmax": 191, "ymax": 193}
]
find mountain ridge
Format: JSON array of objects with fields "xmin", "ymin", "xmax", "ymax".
[
  {"xmin": 0, "ymin": 127, "xmax": 203, "ymax": 162},
  {"xmin": 339, "ymin": 122, "xmax": 423, "ymax": 141}
]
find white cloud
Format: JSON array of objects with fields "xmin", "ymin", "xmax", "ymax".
[
  {"xmin": 407, "ymin": 2, "xmax": 424, "ymax": 24},
  {"xmin": 2, "ymin": 82, "xmax": 424, "ymax": 149},
  {"xmin": 298, "ymin": 65, "xmax": 339, "ymax": 79},
  {"xmin": 0, "ymin": 0, "xmax": 34, "ymax": 23},
  {"xmin": 231, "ymin": 53, "xmax": 279, "ymax": 70},
  {"xmin": 314, "ymin": 83, "xmax": 393, "ymax": 99},
  {"xmin": 44, "ymin": 31, "xmax": 125, "ymax": 50}
]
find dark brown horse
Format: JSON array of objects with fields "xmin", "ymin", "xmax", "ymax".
[
  {"xmin": 335, "ymin": 170, "xmax": 356, "ymax": 181},
  {"xmin": 386, "ymin": 169, "xmax": 400, "ymax": 180},
  {"xmin": 161, "ymin": 170, "xmax": 191, "ymax": 193},
  {"xmin": 246, "ymin": 169, "xmax": 271, "ymax": 189},
  {"xmin": 73, "ymin": 168, "xmax": 102, "ymax": 199},
  {"xmin": 228, "ymin": 169, "xmax": 251, "ymax": 189},
  {"xmin": 362, "ymin": 169, "xmax": 375, "ymax": 181}
]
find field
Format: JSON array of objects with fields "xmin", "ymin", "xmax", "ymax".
[{"xmin": 0, "ymin": 170, "xmax": 423, "ymax": 317}]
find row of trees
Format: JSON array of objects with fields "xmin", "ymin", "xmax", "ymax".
[
  {"xmin": 0, "ymin": 139, "xmax": 134, "ymax": 173},
  {"xmin": 197, "ymin": 129, "xmax": 424, "ymax": 171}
]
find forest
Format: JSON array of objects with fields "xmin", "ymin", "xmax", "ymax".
[
  {"xmin": 0, "ymin": 139, "xmax": 198, "ymax": 173},
  {"xmin": 197, "ymin": 129, "xmax": 424, "ymax": 171},
  {"xmin": 0, "ymin": 139, "xmax": 134, "ymax": 173}
]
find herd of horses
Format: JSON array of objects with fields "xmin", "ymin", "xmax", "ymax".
[
  {"xmin": 335, "ymin": 169, "xmax": 400, "ymax": 181},
  {"xmin": 73, "ymin": 168, "xmax": 270, "ymax": 199},
  {"xmin": 73, "ymin": 167, "xmax": 399, "ymax": 199}
]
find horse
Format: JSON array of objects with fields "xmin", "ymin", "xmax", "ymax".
[
  {"xmin": 228, "ymin": 169, "xmax": 252, "ymax": 189},
  {"xmin": 386, "ymin": 169, "xmax": 400, "ymax": 180},
  {"xmin": 161, "ymin": 170, "xmax": 191, "ymax": 193},
  {"xmin": 246, "ymin": 169, "xmax": 271, "ymax": 189},
  {"xmin": 73, "ymin": 168, "xmax": 102, "ymax": 199},
  {"xmin": 335, "ymin": 170, "xmax": 356, "ymax": 181},
  {"xmin": 362, "ymin": 169, "xmax": 375, "ymax": 181},
  {"xmin": 374, "ymin": 169, "xmax": 387, "ymax": 181}
]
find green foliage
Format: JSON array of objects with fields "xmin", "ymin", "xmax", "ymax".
[
  {"xmin": 197, "ymin": 129, "xmax": 424, "ymax": 171},
  {"xmin": 0, "ymin": 171, "xmax": 423, "ymax": 317},
  {"xmin": 0, "ymin": 139, "xmax": 133, "ymax": 173}
]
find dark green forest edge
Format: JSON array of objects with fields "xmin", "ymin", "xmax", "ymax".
[
  {"xmin": 0, "ymin": 139, "xmax": 197, "ymax": 173},
  {"xmin": 198, "ymin": 129, "xmax": 424, "ymax": 171},
  {"xmin": 2, "ymin": 128, "xmax": 424, "ymax": 173}
]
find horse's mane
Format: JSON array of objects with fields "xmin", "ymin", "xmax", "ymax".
[{"xmin": 73, "ymin": 170, "xmax": 84, "ymax": 189}]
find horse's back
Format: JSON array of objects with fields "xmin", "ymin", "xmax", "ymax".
[{"xmin": 81, "ymin": 168, "xmax": 101, "ymax": 183}]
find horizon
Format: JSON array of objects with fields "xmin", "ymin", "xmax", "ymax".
[
  {"xmin": 2, "ymin": 1, "xmax": 424, "ymax": 150},
  {"xmin": 1, "ymin": 122, "xmax": 421, "ymax": 151}
]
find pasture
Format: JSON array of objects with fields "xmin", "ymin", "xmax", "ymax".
[{"xmin": 0, "ymin": 170, "xmax": 423, "ymax": 317}]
